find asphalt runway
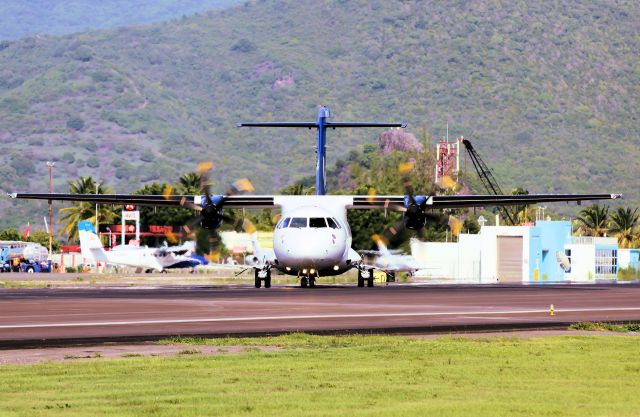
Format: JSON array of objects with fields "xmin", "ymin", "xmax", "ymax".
[{"xmin": 0, "ymin": 283, "xmax": 639, "ymax": 346}]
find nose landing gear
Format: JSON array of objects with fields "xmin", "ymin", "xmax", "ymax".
[{"xmin": 300, "ymin": 275, "xmax": 316, "ymax": 288}]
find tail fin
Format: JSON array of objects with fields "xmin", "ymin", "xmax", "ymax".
[
  {"xmin": 374, "ymin": 238, "xmax": 390, "ymax": 256},
  {"xmin": 78, "ymin": 221, "xmax": 108, "ymax": 263},
  {"xmin": 251, "ymin": 232, "xmax": 262, "ymax": 254}
]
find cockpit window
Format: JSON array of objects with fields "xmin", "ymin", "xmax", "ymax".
[
  {"xmin": 326, "ymin": 217, "xmax": 340, "ymax": 229},
  {"xmin": 277, "ymin": 217, "xmax": 291, "ymax": 229},
  {"xmin": 289, "ymin": 217, "xmax": 307, "ymax": 228},
  {"xmin": 309, "ymin": 217, "xmax": 327, "ymax": 228}
]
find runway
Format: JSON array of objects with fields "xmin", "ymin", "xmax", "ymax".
[{"xmin": 0, "ymin": 283, "xmax": 639, "ymax": 346}]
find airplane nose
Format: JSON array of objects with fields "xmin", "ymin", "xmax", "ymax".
[{"xmin": 277, "ymin": 231, "xmax": 345, "ymax": 270}]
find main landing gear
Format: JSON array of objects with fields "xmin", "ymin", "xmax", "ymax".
[
  {"xmin": 254, "ymin": 268, "xmax": 271, "ymax": 288},
  {"xmin": 357, "ymin": 268, "xmax": 375, "ymax": 288}
]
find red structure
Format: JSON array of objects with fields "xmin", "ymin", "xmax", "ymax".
[{"xmin": 435, "ymin": 138, "xmax": 460, "ymax": 182}]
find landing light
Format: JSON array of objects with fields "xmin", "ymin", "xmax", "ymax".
[
  {"xmin": 310, "ymin": 268, "xmax": 315, "ymax": 274},
  {"xmin": 302, "ymin": 268, "xmax": 308, "ymax": 274},
  {"xmin": 286, "ymin": 266, "xmax": 291, "ymax": 271},
  {"xmin": 333, "ymin": 265, "xmax": 339, "ymax": 271}
]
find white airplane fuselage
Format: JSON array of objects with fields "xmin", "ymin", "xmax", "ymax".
[{"xmin": 271, "ymin": 196, "xmax": 361, "ymax": 277}]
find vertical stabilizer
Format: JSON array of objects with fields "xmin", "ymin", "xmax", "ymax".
[
  {"xmin": 78, "ymin": 221, "xmax": 108, "ymax": 263},
  {"xmin": 374, "ymin": 239, "xmax": 391, "ymax": 256}
]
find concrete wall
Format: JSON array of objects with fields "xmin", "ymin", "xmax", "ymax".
[
  {"xmin": 564, "ymin": 243, "xmax": 595, "ymax": 281},
  {"xmin": 619, "ymin": 249, "xmax": 639, "ymax": 270},
  {"xmin": 411, "ymin": 235, "xmax": 482, "ymax": 282},
  {"xmin": 411, "ymin": 241, "xmax": 459, "ymax": 279}
]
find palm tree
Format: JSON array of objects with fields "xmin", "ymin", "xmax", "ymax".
[
  {"xmin": 609, "ymin": 207, "xmax": 639, "ymax": 248},
  {"xmin": 576, "ymin": 205, "xmax": 609, "ymax": 237},
  {"xmin": 177, "ymin": 172, "xmax": 203, "ymax": 194},
  {"xmin": 58, "ymin": 176, "xmax": 115, "ymax": 242}
]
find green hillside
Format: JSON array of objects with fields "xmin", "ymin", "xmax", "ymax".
[
  {"xmin": 0, "ymin": 0, "xmax": 241, "ymax": 40},
  {"xmin": 1, "ymin": 0, "xmax": 638, "ymax": 229}
]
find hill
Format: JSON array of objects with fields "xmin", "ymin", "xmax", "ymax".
[
  {"xmin": 1, "ymin": 0, "xmax": 638, "ymax": 230},
  {"xmin": 0, "ymin": 0, "xmax": 241, "ymax": 40}
]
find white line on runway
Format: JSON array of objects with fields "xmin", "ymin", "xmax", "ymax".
[{"xmin": 2, "ymin": 307, "xmax": 640, "ymax": 329}]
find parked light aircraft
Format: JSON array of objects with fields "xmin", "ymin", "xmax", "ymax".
[
  {"xmin": 360, "ymin": 237, "xmax": 421, "ymax": 281},
  {"xmin": 10, "ymin": 107, "xmax": 621, "ymax": 288},
  {"xmin": 78, "ymin": 221, "xmax": 206, "ymax": 272}
]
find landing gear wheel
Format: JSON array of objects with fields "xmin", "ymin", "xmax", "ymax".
[
  {"xmin": 301, "ymin": 277, "xmax": 308, "ymax": 288},
  {"xmin": 367, "ymin": 269, "xmax": 374, "ymax": 287},
  {"xmin": 264, "ymin": 270, "xmax": 271, "ymax": 288},
  {"xmin": 254, "ymin": 269, "xmax": 261, "ymax": 288},
  {"xmin": 357, "ymin": 270, "xmax": 364, "ymax": 287},
  {"xmin": 309, "ymin": 277, "xmax": 316, "ymax": 288}
]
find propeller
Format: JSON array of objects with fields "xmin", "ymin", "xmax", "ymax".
[
  {"xmin": 367, "ymin": 160, "xmax": 451, "ymax": 252},
  {"xmin": 161, "ymin": 162, "xmax": 256, "ymax": 259}
]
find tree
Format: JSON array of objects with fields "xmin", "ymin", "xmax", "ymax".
[
  {"xmin": 0, "ymin": 228, "xmax": 21, "ymax": 241},
  {"xmin": 28, "ymin": 231, "xmax": 61, "ymax": 252},
  {"xmin": 58, "ymin": 176, "xmax": 116, "ymax": 242},
  {"xmin": 280, "ymin": 183, "xmax": 314, "ymax": 195},
  {"xmin": 608, "ymin": 207, "xmax": 639, "ymax": 249},
  {"xmin": 576, "ymin": 205, "xmax": 609, "ymax": 237},
  {"xmin": 133, "ymin": 182, "xmax": 195, "ymax": 245},
  {"xmin": 177, "ymin": 172, "xmax": 204, "ymax": 194}
]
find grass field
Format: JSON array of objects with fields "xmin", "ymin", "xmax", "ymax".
[{"xmin": 2, "ymin": 334, "xmax": 639, "ymax": 416}]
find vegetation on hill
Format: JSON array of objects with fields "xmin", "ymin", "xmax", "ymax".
[
  {"xmin": 1, "ymin": 0, "xmax": 638, "ymax": 229},
  {"xmin": 0, "ymin": 0, "xmax": 241, "ymax": 40}
]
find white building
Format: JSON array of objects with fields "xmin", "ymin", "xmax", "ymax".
[{"xmin": 412, "ymin": 221, "xmax": 636, "ymax": 283}]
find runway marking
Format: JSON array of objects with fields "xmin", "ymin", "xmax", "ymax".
[{"xmin": 1, "ymin": 307, "xmax": 640, "ymax": 329}]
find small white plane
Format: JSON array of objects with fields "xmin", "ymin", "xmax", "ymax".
[
  {"xmin": 360, "ymin": 237, "xmax": 421, "ymax": 281},
  {"xmin": 10, "ymin": 107, "xmax": 621, "ymax": 288},
  {"xmin": 78, "ymin": 220, "xmax": 207, "ymax": 272}
]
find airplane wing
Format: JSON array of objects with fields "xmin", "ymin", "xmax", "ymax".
[
  {"xmin": 8, "ymin": 192, "xmax": 621, "ymax": 209},
  {"xmin": 7, "ymin": 193, "xmax": 277, "ymax": 209},
  {"xmin": 350, "ymin": 193, "xmax": 622, "ymax": 209}
]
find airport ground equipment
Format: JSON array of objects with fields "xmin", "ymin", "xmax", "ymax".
[
  {"xmin": 461, "ymin": 138, "xmax": 518, "ymax": 225},
  {"xmin": 0, "ymin": 242, "xmax": 50, "ymax": 272}
]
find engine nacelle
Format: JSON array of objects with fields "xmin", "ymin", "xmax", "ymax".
[
  {"xmin": 403, "ymin": 195, "xmax": 429, "ymax": 230},
  {"xmin": 197, "ymin": 195, "xmax": 225, "ymax": 230},
  {"xmin": 200, "ymin": 204, "xmax": 223, "ymax": 229}
]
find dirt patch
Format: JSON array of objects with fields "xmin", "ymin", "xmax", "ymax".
[{"xmin": 0, "ymin": 343, "xmax": 281, "ymax": 366}]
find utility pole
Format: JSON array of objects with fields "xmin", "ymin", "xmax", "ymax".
[{"xmin": 46, "ymin": 161, "xmax": 55, "ymax": 258}]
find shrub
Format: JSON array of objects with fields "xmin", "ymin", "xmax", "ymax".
[
  {"xmin": 86, "ymin": 157, "xmax": 100, "ymax": 168},
  {"xmin": 66, "ymin": 117, "xmax": 85, "ymax": 131},
  {"xmin": 231, "ymin": 38, "xmax": 256, "ymax": 53},
  {"xmin": 61, "ymin": 152, "xmax": 75, "ymax": 163},
  {"xmin": 72, "ymin": 45, "xmax": 94, "ymax": 62}
]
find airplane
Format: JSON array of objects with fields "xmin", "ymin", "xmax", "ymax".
[
  {"xmin": 360, "ymin": 237, "xmax": 421, "ymax": 282},
  {"xmin": 244, "ymin": 232, "xmax": 277, "ymax": 287},
  {"xmin": 9, "ymin": 107, "xmax": 621, "ymax": 288},
  {"xmin": 78, "ymin": 220, "xmax": 207, "ymax": 272}
]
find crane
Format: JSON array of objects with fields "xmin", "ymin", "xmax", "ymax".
[{"xmin": 460, "ymin": 138, "xmax": 519, "ymax": 225}]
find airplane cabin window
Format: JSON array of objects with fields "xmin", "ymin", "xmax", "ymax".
[
  {"xmin": 309, "ymin": 217, "xmax": 327, "ymax": 228},
  {"xmin": 326, "ymin": 217, "xmax": 340, "ymax": 229},
  {"xmin": 289, "ymin": 217, "xmax": 307, "ymax": 228}
]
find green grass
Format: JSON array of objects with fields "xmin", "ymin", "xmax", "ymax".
[
  {"xmin": 2, "ymin": 334, "xmax": 640, "ymax": 416},
  {"xmin": 569, "ymin": 322, "xmax": 640, "ymax": 332}
]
